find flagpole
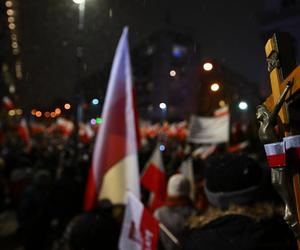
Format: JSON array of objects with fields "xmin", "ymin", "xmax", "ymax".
[{"xmin": 159, "ymin": 223, "xmax": 180, "ymax": 246}]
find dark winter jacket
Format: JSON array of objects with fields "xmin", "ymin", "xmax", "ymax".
[{"xmin": 183, "ymin": 203, "xmax": 297, "ymax": 250}]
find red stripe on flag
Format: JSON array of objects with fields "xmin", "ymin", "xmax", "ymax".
[
  {"xmin": 141, "ymin": 163, "xmax": 166, "ymax": 194},
  {"xmin": 266, "ymin": 153, "xmax": 286, "ymax": 168},
  {"xmin": 140, "ymin": 206, "xmax": 160, "ymax": 250},
  {"xmin": 84, "ymin": 167, "xmax": 98, "ymax": 211}
]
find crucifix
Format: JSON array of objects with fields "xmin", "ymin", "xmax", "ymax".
[{"xmin": 256, "ymin": 32, "xmax": 300, "ymax": 248}]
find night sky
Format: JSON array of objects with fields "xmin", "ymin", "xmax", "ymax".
[{"xmin": 16, "ymin": 0, "xmax": 270, "ymax": 110}]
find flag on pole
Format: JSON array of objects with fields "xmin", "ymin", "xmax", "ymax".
[
  {"xmin": 178, "ymin": 157, "xmax": 195, "ymax": 200},
  {"xmin": 187, "ymin": 113, "xmax": 230, "ymax": 144},
  {"xmin": 18, "ymin": 118, "xmax": 32, "ymax": 149},
  {"xmin": 264, "ymin": 141, "xmax": 286, "ymax": 167},
  {"xmin": 141, "ymin": 144, "xmax": 167, "ymax": 212},
  {"xmin": 119, "ymin": 192, "xmax": 160, "ymax": 250},
  {"xmin": 84, "ymin": 27, "xmax": 140, "ymax": 211}
]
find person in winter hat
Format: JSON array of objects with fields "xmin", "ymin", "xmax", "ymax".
[
  {"xmin": 154, "ymin": 173, "xmax": 196, "ymax": 250},
  {"xmin": 183, "ymin": 153, "xmax": 297, "ymax": 250}
]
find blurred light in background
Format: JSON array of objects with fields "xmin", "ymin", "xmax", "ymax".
[
  {"xmin": 5, "ymin": 1, "xmax": 13, "ymax": 8},
  {"xmin": 35, "ymin": 111, "xmax": 42, "ymax": 117},
  {"xmin": 172, "ymin": 45, "xmax": 186, "ymax": 58},
  {"xmin": 238, "ymin": 101, "xmax": 248, "ymax": 110},
  {"xmin": 64, "ymin": 103, "xmax": 71, "ymax": 110},
  {"xmin": 219, "ymin": 100, "xmax": 226, "ymax": 107},
  {"xmin": 55, "ymin": 108, "xmax": 61, "ymax": 115},
  {"xmin": 8, "ymin": 110, "xmax": 15, "ymax": 116},
  {"xmin": 92, "ymin": 98, "xmax": 99, "ymax": 105},
  {"xmin": 16, "ymin": 109, "xmax": 23, "ymax": 115},
  {"xmin": 159, "ymin": 102, "xmax": 167, "ymax": 110},
  {"xmin": 159, "ymin": 145, "xmax": 165, "ymax": 151},
  {"xmin": 90, "ymin": 118, "xmax": 96, "ymax": 125},
  {"xmin": 96, "ymin": 117, "xmax": 103, "ymax": 124},
  {"xmin": 203, "ymin": 62, "xmax": 213, "ymax": 71},
  {"xmin": 169, "ymin": 70, "xmax": 176, "ymax": 77},
  {"xmin": 210, "ymin": 83, "xmax": 220, "ymax": 92}
]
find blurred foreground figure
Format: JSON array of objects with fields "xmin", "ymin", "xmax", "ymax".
[
  {"xmin": 57, "ymin": 199, "xmax": 120, "ymax": 250},
  {"xmin": 154, "ymin": 173, "xmax": 196, "ymax": 250},
  {"xmin": 183, "ymin": 153, "xmax": 297, "ymax": 250}
]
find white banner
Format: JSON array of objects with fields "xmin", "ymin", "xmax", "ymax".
[{"xmin": 187, "ymin": 114, "xmax": 229, "ymax": 144}]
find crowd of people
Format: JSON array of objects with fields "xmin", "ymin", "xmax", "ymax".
[{"xmin": 0, "ymin": 118, "xmax": 297, "ymax": 250}]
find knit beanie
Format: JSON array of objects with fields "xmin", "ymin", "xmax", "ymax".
[
  {"xmin": 167, "ymin": 173, "xmax": 190, "ymax": 197},
  {"xmin": 204, "ymin": 153, "xmax": 263, "ymax": 209}
]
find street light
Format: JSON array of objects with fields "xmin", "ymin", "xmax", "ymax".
[
  {"xmin": 238, "ymin": 101, "xmax": 248, "ymax": 110},
  {"xmin": 210, "ymin": 83, "xmax": 220, "ymax": 92},
  {"xmin": 203, "ymin": 62, "xmax": 213, "ymax": 71}
]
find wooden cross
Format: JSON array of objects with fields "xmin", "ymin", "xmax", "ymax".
[{"xmin": 262, "ymin": 32, "xmax": 300, "ymax": 248}]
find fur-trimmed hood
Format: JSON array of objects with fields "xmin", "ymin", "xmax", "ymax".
[{"xmin": 188, "ymin": 202, "xmax": 284, "ymax": 229}]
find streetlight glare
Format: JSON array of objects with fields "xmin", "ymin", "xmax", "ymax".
[
  {"xmin": 159, "ymin": 102, "xmax": 167, "ymax": 110},
  {"xmin": 238, "ymin": 101, "xmax": 248, "ymax": 110},
  {"xmin": 169, "ymin": 70, "xmax": 176, "ymax": 77},
  {"xmin": 203, "ymin": 62, "xmax": 213, "ymax": 71},
  {"xmin": 92, "ymin": 98, "xmax": 99, "ymax": 105},
  {"xmin": 210, "ymin": 83, "xmax": 220, "ymax": 92},
  {"xmin": 72, "ymin": 0, "xmax": 85, "ymax": 4}
]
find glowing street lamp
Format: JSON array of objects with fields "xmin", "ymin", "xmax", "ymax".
[
  {"xmin": 210, "ymin": 83, "xmax": 220, "ymax": 92},
  {"xmin": 169, "ymin": 70, "xmax": 176, "ymax": 77},
  {"xmin": 238, "ymin": 101, "xmax": 248, "ymax": 110},
  {"xmin": 203, "ymin": 62, "xmax": 213, "ymax": 71},
  {"xmin": 159, "ymin": 102, "xmax": 167, "ymax": 110}
]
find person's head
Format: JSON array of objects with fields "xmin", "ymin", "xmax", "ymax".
[
  {"xmin": 167, "ymin": 173, "xmax": 191, "ymax": 198},
  {"xmin": 204, "ymin": 153, "xmax": 264, "ymax": 210}
]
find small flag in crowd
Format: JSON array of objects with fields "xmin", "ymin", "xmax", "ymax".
[
  {"xmin": 178, "ymin": 157, "xmax": 195, "ymax": 200},
  {"xmin": 18, "ymin": 118, "xmax": 32, "ymax": 150},
  {"xmin": 141, "ymin": 144, "xmax": 167, "ymax": 212},
  {"xmin": 2, "ymin": 96, "xmax": 14, "ymax": 110},
  {"xmin": 84, "ymin": 27, "xmax": 140, "ymax": 211},
  {"xmin": 119, "ymin": 192, "xmax": 160, "ymax": 250},
  {"xmin": 187, "ymin": 112, "xmax": 229, "ymax": 144}
]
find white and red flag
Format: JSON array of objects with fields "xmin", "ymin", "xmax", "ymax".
[
  {"xmin": 18, "ymin": 118, "xmax": 31, "ymax": 147},
  {"xmin": 264, "ymin": 141, "xmax": 286, "ymax": 168},
  {"xmin": 119, "ymin": 192, "xmax": 160, "ymax": 250},
  {"xmin": 2, "ymin": 96, "xmax": 14, "ymax": 110},
  {"xmin": 141, "ymin": 144, "xmax": 167, "ymax": 212},
  {"xmin": 84, "ymin": 27, "xmax": 140, "ymax": 211}
]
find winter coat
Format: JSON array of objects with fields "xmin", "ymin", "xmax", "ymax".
[
  {"xmin": 154, "ymin": 197, "xmax": 196, "ymax": 250},
  {"xmin": 183, "ymin": 203, "xmax": 297, "ymax": 250}
]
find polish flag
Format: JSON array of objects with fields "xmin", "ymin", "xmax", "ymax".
[
  {"xmin": 264, "ymin": 141, "xmax": 286, "ymax": 168},
  {"xmin": 119, "ymin": 192, "xmax": 159, "ymax": 250},
  {"xmin": 84, "ymin": 27, "xmax": 140, "ymax": 211},
  {"xmin": 2, "ymin": 96, "xmax": 14, "ymax": 110},
  {"xmin": 79, "ymin": 123, "xmax": 94, "ymax": 143},
  {"xmin": 18, "ymin": 118, "xmax": 32, "ymax": 149},
  {"xmin": 141, "ymin": 144, "xmax": 167, "ymax": 212}
]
